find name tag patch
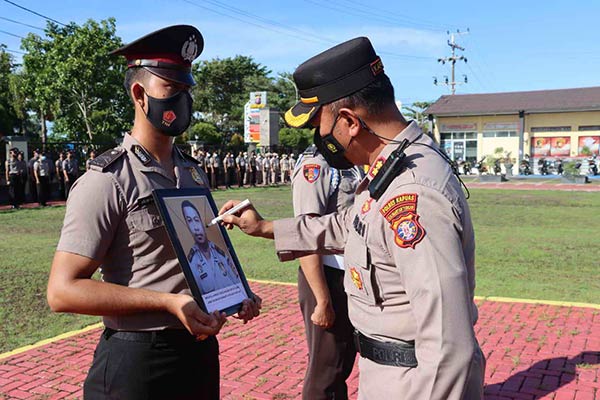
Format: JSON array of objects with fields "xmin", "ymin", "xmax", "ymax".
[
  {"xmin": 380, "ymin": 194, "xmax": 426, "ymax": 249},
  {"xmin": 353, "ymin": 214, "xmax": 366, "ymax": 237}
]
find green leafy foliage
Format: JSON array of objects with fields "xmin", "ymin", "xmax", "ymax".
[
  {"xmin": 279, "ymin": 127, "xmax": 313, "ymax": 151},
  {"xmin": 18, "ymin": 18, "xmax": 132, "ymax": 143}
]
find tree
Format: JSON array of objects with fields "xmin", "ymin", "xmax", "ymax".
[
  {"xmin": 279, "ymin": 127, "xmax": 313, "ymax": 151},
  {"xmin": 185, "ymin": 121, "xmax": 222, "ymax": 145},
  {"xmin": 0, "ymin": 46, "xmax": 19, "ymax": 137},
  {"xmin": 192, "ymin": 56, "xmax": 270, "ymax": 138},
  {"xmin": 20, "ymin": 18, "xmax": 132, "ymax": 144},
  {"xmin": 402, "ymin": 101, "xmax": 432, "ymax": 132},
  {"xmin": 191, "ymin": 57, "xmax": 296, "ymax": 143}
]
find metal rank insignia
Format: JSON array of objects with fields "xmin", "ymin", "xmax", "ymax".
[
  {"xmin": 350, "ymin": 267, "xmax": 363, "ymax": 291},
  {"xmin": 131, "ymin": 144, "xmax": 151, "ymax": 165},
  {"xmin": 188, "ymin": 167, "xmax": 204, "ymax": 185}
]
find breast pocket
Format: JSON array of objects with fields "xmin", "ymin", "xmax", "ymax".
[
  {"xmin": 128, "ymin": 208, "xmax": 164, "ymax": 233},
  {"xmin": 344, "ymin": 231, "xmax": 377, "ymax": 305}
]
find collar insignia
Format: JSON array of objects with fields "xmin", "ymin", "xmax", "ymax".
[{"xmin": 131, "ymin": 144, "xmax": 151, "ymax": 165}]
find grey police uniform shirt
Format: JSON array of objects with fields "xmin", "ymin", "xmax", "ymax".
[
  {"xmin": 63, "ymin": 158, "xmax": 78, "ymax": 176},
  {"xmin": 292, "ymin": 148, "xmax": 361, "ymax": 270},
  {"xmin": 56, "ymin": 133, "xmax": 210, "ymax": 331},
  {"xmin": 7, "ymin": 158, "xmax": 18, "ymax": 175},
  {"xmin": 187, "ymin": 242, "xmax": 240, "ymax": 294},
  {"xmin": 34, "ymin": 158, "xmax": 52, "ymax": 177},
  {"xmin": 273, "ymin": 121, "xmax": 482, "ymax": 399}
]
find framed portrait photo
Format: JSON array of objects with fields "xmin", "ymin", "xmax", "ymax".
[{"xmin": 152, "ymin": 188, "xmax": 252, "ymax": 316}]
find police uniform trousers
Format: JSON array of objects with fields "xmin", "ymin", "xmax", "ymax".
[
  {"xmin": 8, "ymin": 174, "xmax": 24, "ymax": 207},
  {"xmin": 237, "ymin": 167, "xmax": 245, "ymax": 187},
  {"xmin": 65, "ymin": 173, "xmax": 77, "ymax": 199},
  {"xmin": 298, "ymin": 266, "xmax": 356, "ymax": 400},
  {"xmin": 57, "ymin": 174, "xmax": 66, "ymax": 200},
  {"xmin": 226, "ymin": 167, "xmax": 235, "ymax": 188},
  {"xmin": 37, "ymin": 176, "xmax": 50, "ymax": 206},
  {"xmin": 27, "ymin": 172, "xmax": 37, "ymax": 202},
  {"xmin": 357, "ymin": 343, "xmax": 486, "ymax": 400},
  {"xmin": 84, "ymin": 328, "xmax": 220, "ymax": 400}
]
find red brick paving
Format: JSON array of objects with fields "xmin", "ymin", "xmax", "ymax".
[{"xmin": 0, "ymin": 282, "xmax": 598, "ymax": 399}]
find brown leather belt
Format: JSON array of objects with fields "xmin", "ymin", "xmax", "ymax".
[{"xmin": 353, "ymin": 330, "xmax": 418, "ymax": 368}]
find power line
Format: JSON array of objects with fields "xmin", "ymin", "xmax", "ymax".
[
  {"xmin": 328, "ymin": 0, "xmax": 453, "ymax": 32},
  {"xmin": 181, "ymin": 0, "xmax": 323, "ymax": 44},
  {"xmin": 2, "ymin": 47, "xmax": 26, "ymax": 54},
  {"xmin": 0, "ymin": 16, "xmax": 44, "ymax": 31},
  {"xmin": 2, "ymin": 0, "xmax": 66, "ymax": 26},
  {"xmin": 0, "ymin": 29, "xmax": 24, "ymax": 39},
  {"xmin": 181, "ymin": 0, "xmax": 432, "ymax": 61}
]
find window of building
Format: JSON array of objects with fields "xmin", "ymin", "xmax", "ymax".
[
  {"xmin": 578, "ymin": 125, "xmax": 600, "ymax": 131},
  {"xmin": 439, "ymin": 131, "xmax": 478, "ymax": 163},
  {"xmin": 482, "ymin": 130, "xmax": 518, "ymax": 138},
  {"xmin": 530, "ymin": 126, "xmax": 571, "ymax": 132}
]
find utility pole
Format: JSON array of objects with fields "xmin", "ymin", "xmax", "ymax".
[{"xmin": 434, "ymin": 29, "xmax": 468, "ymax": 94}]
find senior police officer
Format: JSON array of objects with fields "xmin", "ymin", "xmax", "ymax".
[
  {"xmin": 220, "ymin": 37, "xmax": 484, "ymax": 399},
  {"xmin": 47, "ymin": 25, "xmax": 260, "ymax": 400},
  {"xmin": 293, "ymin": 144, "xmax": 362, "ymax": 399}
]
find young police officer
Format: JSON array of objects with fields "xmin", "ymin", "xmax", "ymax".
[
  {"xmin": 220, "ymin": 37, "xmax": 484, "ymax": 399},
  {"xmin": 47, "ymin": 25, "xmax": 260, "ymax": 400}
]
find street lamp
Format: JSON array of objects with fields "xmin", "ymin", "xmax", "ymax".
[{"xmin": 280, "ymin": 76, "xmax": 299, "ymax": 103}]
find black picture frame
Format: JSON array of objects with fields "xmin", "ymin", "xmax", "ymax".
[{"xmin": 152, "ymin": 187, "xmax": 252, "ymax": 316}]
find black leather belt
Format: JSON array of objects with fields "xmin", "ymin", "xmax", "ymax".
[
  {"xmin": 353, "ymin": 330, "xmax": 418, "ymax": 368},
  {"xmin": 104, "ymin": 328, "xmax": 193, "ymax": 343}
]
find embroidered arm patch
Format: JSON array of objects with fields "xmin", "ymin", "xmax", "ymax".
[
  {"xmin": 303, "ymin": 164, "xmax": 321, "ymax": 183},
  {"xmin": 379, "ymin": 193, "xmax": 426, "ymax": 249}
]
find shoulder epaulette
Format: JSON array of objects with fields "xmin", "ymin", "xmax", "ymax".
[
  {"xmin": 212, "ymin": 243, "xmax": 226, "ymax": 257},
  {"xmin": 177, "ymin": 147, "xmax": 200, "ymax": 165},
  {"xmin": 302, "ymin": 144, "xmax": 318, "ymax": 156},
  {"xmin": 89, "ymin": 148, "xmax": 125, "ymax": 172},
  {"xmin": 187, "ymin": 246, "xmax": 197, "ymax": 262}
]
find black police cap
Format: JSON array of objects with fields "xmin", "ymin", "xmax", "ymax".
[
  {"xmin": 284, "ymin": 37, "xmax": 384, "ymax": 128},
  {"xmin": 109, "ymin": 25, "xmax": 203, "ymax": 86}
]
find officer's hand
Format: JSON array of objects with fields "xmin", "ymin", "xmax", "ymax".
[
  {"xmin": 234, "ymin": 293, "xmax": 262, "ymax": 324},
  {"xmin": 169, "ymin": 294, "xmax": 226, "ymax": 337},
  {"xmin": 218, "ymin": 200, "xmax": 274, "ymax": 239},
  {"xmin": 311, "ymin": 302, "xmax": 335, "ymax": 329}
]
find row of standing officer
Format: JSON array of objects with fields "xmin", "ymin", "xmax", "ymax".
[{"xmin": 4, "ymin": 149, "xmax": 80, "ymax": 207}]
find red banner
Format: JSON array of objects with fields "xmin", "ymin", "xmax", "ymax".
[
  {"xmin": 550, "ymin": 137, "xmax": 570, "ymax": 157},
  {"xmin": 531, "ymin": 137, "xmax": 550, "ymax": 156},
  {"xmin": 578, "ymin": 136, "xmax": 600, "ymax": 155}
]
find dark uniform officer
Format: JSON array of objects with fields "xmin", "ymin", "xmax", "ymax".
[
  {"xmin": 26, "ymin": 149, "xmax": 39, "ymax": 203},
  {"xmin": 47, "ymin": 25, "xmax": 260, "ymax": 400},
  {"xmin": 292, "ymin": 145, "xmax": 362, "ymax": 399},
  {"xmin": 5, "ymin": 148, "xmax": 24, "ymax": 208},
  {"xmin": 221, "ymin": 37, "xmax": 484, "ymax": 399},
  {"xmin": 62, "ymin": 151, "xmax": 79, "ymax": 198},
  {"xmin": 55, "ymin": 152, "xmax": 66, "ymax": 200},
  {"xmin": 33, "ymin": 152, "xmax": 52, "ymax": 206}
]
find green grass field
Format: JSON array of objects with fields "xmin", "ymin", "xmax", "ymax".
[{"xmin": 0, "ymin": 186, "xmax": 598, "ymax": 353}]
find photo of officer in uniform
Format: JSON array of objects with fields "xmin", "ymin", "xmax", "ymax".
[{"xmin": 181, "ymin": 200, "xmax": 241, "ymax": 294}]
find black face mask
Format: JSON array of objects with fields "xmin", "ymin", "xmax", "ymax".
[
  {"xmin": 144, "ymin": 90, "xmax": 193, "ymax": 137},
  {"xmin": 313, "ymin": 115, "xmax": 355, "ymax": 170}
]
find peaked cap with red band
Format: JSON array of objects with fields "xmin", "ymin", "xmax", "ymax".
[{"xmin": 109, "ymin": 25, "xmax": 203, "ymax": 86}]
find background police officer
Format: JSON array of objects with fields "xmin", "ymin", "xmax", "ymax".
[
  {"xmin": 5, "ymin": 148, "xmax": 24, "ymax": 209},
  {"xmin": 55, "ymin": 152, "xmax": 66, "ymax": 201},
  {"xmin": 33, "ymin": 151, "xmax": 52, "ymax": 207},
  {"xmin": 220, "ymin": 37, "xmax": 484, "ymax": 400},
  {"xmin": 62, "ymin": 151, "xmax": 79, "ymax": 198},
  {"xmin": 292, "ymin": 144, "xmax": 362, "ymax": 399},
  {"xmin": 47, "ymin": 25, "xmax": 260, "ymax": 400}
]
